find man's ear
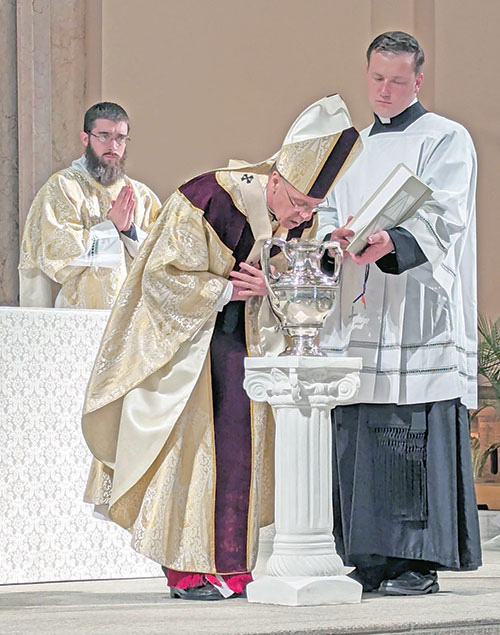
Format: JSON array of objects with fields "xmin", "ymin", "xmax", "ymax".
[
  {"xmin": 415, "ymin": 72, "xmax": 424, "ymax": 94},
  {"xmin": 80, "ymin": 131, "xmax": 89, "ymax": 147},
  {"xmin": 270, "ymin": 171, "xmax": 280, "ymax": 189}
]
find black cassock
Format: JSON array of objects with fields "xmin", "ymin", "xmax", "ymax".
[{"xmin": 332, "ymin": 399, "xmax": 482, "ymax": 574}]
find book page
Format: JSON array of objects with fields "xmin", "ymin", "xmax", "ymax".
[{"xmin": 345, "ymin": 164, "xmax": 432, "ymax": 254}]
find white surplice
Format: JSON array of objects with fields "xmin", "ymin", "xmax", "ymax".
[{"xmin": 318, "ymin": 107, "xmax": 477, "ymax": 408}]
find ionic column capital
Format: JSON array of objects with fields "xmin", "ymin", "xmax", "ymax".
[{"xmin": 244, "ymin": 356, "xmax": 361, "ymax": 409}]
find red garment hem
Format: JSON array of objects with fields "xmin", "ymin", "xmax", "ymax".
[{"xmin": 166, "ymin": 569, "xmax": 252, "ymax": 594}]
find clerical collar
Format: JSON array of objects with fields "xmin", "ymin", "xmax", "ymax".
[
  {"xmin": 369, "ymin": 101, "xmax": 427, "ymax": 136},
  {"xmin": 72, "ymin": 155, "xmax": 90, "ymax": 175}
]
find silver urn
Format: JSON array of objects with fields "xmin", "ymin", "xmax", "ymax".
[{"xmin": 261, "ymin": 238, "xmax": 342, "ymax": 356}]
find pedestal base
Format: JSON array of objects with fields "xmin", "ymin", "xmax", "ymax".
[{"xmin": 246, "ymin": 575, "xmax": 362, "ymax": 606}]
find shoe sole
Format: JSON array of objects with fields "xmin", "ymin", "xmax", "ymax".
[
  {"xmin": 170, "ymin": 588, "xmax": 246, "ymax": 601},
  {"xmin": 382, "ymin": 582, "xmax": 439, "ymax": 596}
]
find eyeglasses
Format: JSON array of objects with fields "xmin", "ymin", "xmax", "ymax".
[
  {"xmin": 88, "ymin": 132, "xmax": 130, "ymax": 146},
  {"xmin": 281, "ymin": 177, "xmax": 319, "ymax": 216}
]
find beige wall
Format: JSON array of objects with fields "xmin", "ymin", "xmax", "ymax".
[
  {"xmin": 94, "ymin": 0, "xmax": 372, "ymax": 196},
  {"xmin": 89, "ymin": 0, "xmax": 499, "ymax": 317},
  {"xmin": 3, "ymin": 0, "xmax": 499, "ymax": 317},
  {"xmin": 432, "ymin": 0, "xmax": 500, "ymax": 322}
]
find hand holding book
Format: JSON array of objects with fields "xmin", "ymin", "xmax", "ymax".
[
  {"xmin": 350, "ymin": 230, "xmax": 395, "ymax": 264},
  {"xmin": 342, "ymin": 163, "xmax": 432, "ymax": 256}
]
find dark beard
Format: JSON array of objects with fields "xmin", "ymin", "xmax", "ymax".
[{"xmin": 85, "ymin": 143, "xmax": 126, "ymax": 186}]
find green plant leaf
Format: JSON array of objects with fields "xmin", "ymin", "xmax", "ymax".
[{"xmin": 477, "ymin": 314, "xmax": 500, "ymax": 412}]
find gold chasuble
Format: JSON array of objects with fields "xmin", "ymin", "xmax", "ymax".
[{"xmin": 83, "ymin": 166, "xmax": 315, "ymax": 573}]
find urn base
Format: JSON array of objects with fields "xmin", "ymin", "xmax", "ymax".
[{"xmin": 282, "ymin": 329, "xmax": 326, "ymax": 357}]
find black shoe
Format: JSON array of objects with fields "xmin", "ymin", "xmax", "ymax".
[
  {"xmin": 347, "ymin": 567, "xmax": 382, "ymax": 592},
  {"xmin": 379, "ymin": 570, "xmax": 439, "ymax": 596},
  {"xmin": 169, "ymin": 585, "xmax": 225, "ymax": 601},
  {"xmin": 169, "ymin": 584, "xmax": 246, "ymax": 601}
]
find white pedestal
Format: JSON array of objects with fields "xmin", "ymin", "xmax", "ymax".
[{"xmin": 244, "ymin": 356, "xmax": 362, "ymax": 606}]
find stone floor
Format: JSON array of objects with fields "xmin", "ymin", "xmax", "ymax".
[{"xmin": 1, "ymin": 549, "xmax": 500, "ymax": 634}]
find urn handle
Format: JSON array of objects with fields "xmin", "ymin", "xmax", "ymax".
[
  {"xmin": 319, "ymin": 240, "xmax": 343, "ymax": 284},
  {"xmin": 261, "ymin": 237, "xmax": 289, "ymax": 284}
]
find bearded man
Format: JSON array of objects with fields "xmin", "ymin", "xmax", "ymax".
[{"xmin": 19, "ymin": 102, "xmax": 161, "ymax": 309}]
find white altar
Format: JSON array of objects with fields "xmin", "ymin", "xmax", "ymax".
[{"xmin": 0, "ymin": 307, "xmax": 159, "ymax": 584}]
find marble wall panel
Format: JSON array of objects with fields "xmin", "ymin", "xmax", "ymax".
[
  {"xmin": 50, "ymin": 0, "xmax": 86, "ymax": 171},
  {"xmin": 0, "ymin": 0, "xmax": 19, "ymax": 306},
  {"xmin": 17, "ymin": 0, "xmax": 52, "ymax": 235},
  {"xmin": 12, "ymin": 0, "xmax": 87, "ymax": 307}
]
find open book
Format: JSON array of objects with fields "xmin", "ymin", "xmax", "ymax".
[{"xmin": 345, "ymin": 163, "xmax": 433, "ymax": 255}]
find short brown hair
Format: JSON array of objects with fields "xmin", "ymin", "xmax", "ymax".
[
  {"xmin": 84, "ymin": 102, "xmax": 129, "ymax": 133},
  {"xmin": 367, "ymin": 31, "xmax": 425, "ymax": 74}
]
